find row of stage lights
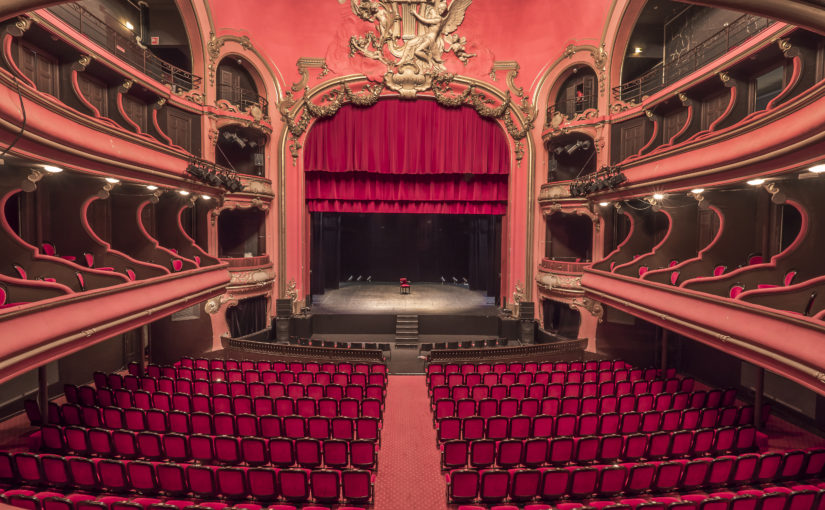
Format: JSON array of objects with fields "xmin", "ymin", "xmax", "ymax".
[
  {"xmin": 569, "ymin": 166, "xmax": 627, "ymax": 197},
  {"xmin": 186, "ymin": 158, "xmax": 244, "ymax": 193},
  {"xmin": 595, "ymin": 164, "xmax": 825, "ymax": 208},
  {"xmin": 39, "ymin": 165, "xmax": 213, "ymax": 200}
]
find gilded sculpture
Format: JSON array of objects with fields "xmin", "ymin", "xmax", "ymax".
[{"xmin": 349, "ymin": 0, "xmax": 475, "ymax": 98}]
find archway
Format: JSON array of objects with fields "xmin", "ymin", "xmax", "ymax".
[{"xmin": 303, "ymin": 98, "xmax": 511, "ymax": 302}]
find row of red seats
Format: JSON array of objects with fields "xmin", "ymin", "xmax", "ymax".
[
  {"xmin": 426, "ymin": 359, "xmax": 635, "ymax": 376},
  {"xmin": 171, "ymin": 358, "xmax": 386, "ymax": 375},
  {"xmin": 435, "ymin": 409, "xmax": 755, "ymax": 442},
  {"xmin": 94, "ymin": 372, "xmax": 387, "ymax": 396},
  {"xmin": 432, "ymin": 394, "xmax": 745, "ymax": 422},
  {"xmin": 431, "ymin": 380, "xmax": 704, "ymax": 404},
  {"xmin": 455, "ymin": 485, "xmax": 825, "ymax": 510},
  {"xmin": 41, "ymin": 407, "xmax": 380, "ymax": 441},
  {"xmin": 1, "ymin": 488, "xmax": 365, "ymax": 510},
  {"xmin": 428, "ymin": 370, "xmax": 686, "ymax": 391},
  {"xmin": 440, "ymin": 425, "xmax": 758, "ymax": 470},
  {"xmin": 55, "ymin": 386, "xmax": 383, "ymax": 417},
  {"xmin": 104, "ymin": 369, "xmax": 387, "ymax": 390},
  {"xmin": 0, "ymin": 452, "xmax": 375, "ymax": 505},
  {"xmin": 39, "ymin": 425, "xmax": 378, "ymax": 471},
  {"xmin": 446, "ymin": 448, "xmax": 825, "ymax": 504}
]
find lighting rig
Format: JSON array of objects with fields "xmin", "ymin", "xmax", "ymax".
[
  {"xmin": 186, "ymin": 158, "xmax": 244, "ymax": 193},
  {"xmin": 569, "ymin": 166, "xmax": 627, "ymax": 197}
]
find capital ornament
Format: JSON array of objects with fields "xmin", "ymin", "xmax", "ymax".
[{"xmin": 349, "ymin": 0, "xmax": 475, "ymax": 98}]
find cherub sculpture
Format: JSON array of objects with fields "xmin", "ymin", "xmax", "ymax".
[{"xmin": 397, "ymin": 0, "xmax": 472, "ymax": 73}]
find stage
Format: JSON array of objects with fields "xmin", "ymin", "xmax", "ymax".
[{"xmin": 310, "ymin": 281, "xmax": 498, "ymax": 315}]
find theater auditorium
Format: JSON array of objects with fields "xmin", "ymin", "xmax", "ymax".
[{"xmin": 0, "ymin": 0, "xmax": 823, "ymax": 509}]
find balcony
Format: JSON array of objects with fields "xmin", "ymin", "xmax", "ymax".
[
  {"xmin": 45, "ymin": 3, "xmax": 201, "ymax": 91},
  {"xmin": 614, "ymin": 14, "xmax": 774, "ymax": 104},
  {"xmin": 540, "ymin": 258, "xmax": 591, "ymax": 274},
  {"xmin": 216, "ymin": 84, "xmax": 268, "ymax": 116}
]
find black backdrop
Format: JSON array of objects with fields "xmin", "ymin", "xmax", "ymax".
[{"xmin": 311, "ymin": 212, "xmax": 501, "ymax": 299}]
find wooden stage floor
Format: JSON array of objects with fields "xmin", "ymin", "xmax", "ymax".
[{"xmin": 310, "ymin": 281, "xmax": 499, "ymax": 315}]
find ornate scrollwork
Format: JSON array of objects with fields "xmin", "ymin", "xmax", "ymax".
[
  {"xmin": 285, "ymin": 279, "xmax": 298, "ymax": 302},
  {"xmin": 570, "ymin": 297, "xmax": 604, "ymax": 322},
  {"xmin": 72, "ymin": 55, "xmax": 92, "ymax": 72},
  {"xmin": 513, "ymin": 282, "xmax": 525, "ymax": 305}
]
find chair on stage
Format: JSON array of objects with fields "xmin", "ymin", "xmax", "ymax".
[{"xmin": 400, "ymin": 278, "xmax": 411, "ymax": 294}]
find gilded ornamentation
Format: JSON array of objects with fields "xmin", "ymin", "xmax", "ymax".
[
  {"xmin": 349, "ymin": 0, "xmax": 475, "ymax": 98},
  {"xmin": 9, "ymin": 17, "xmax": 32, "ymax": 36},
  {"xmin": 242, "ymin": 179, "xmax": 274, "ymax": 197},
  {"xmin": 536, "ymin": 273, "xmax": 583, "ymax": 292},
  {"xmin": 513, "ymin": 282, "xmax": 525, "ymax": 304},
  {"xmin": 119, "ymin": 80, "xmax": 134, "ymax": 93},
  {"xmin": 609, "ymin": 101, "xmax": 634, "ymax": 113},
  {"xmin": 489, "ymin": 61, "xmax": 524, "ymax": 98},
  {"xmin": 285, "ymin": 279, "xmax": 298, "ymax": 302},
  {"xmin": 154, "ymin": 98, "xmax": 167, "ymax": 109},
  {"xmin": 229, "ymin": 268, "xmax": 276, "ymax": 288},
  {"xmin": 292, "ymin": 58, "xmax": 330, "ymax": 92},
  {"xmin": 538, "ymin": 183, "xmax": 572, "ymax": 202},
  {"xmin": 207, "ymin": 34, "xmax": 253, "ymax": 85},
  {"xmin": 21, "ymin": 169, "xmax": 46, "ymax": 193},
  {"xmin": 718, "ymin": 72, "xmax": 731, "ymax": 85},
  {"xmin": 205, "ymin": 295, "xmax": 232, "ymax": 314},
  {"xmin": 570, "ymin": 297, "xmax": 604, "ymax": 321},
  {"xmin": 72, "ymin": 55, "xmax": 92, "ymax": 72},
  {"xmin": 644, "ymin": 109, "xmax": 654, "ymax": 119}
]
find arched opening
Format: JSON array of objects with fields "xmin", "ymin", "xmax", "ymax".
[
  {"xmin": 216, "ymin": 57, "xmax": 267, "ymax": 114},
  {"xmin": 226, "ymin": 295, "xmax": 268, "ymax": 337},
  {"xmin": 552, "ymin": 66, "xmax": 598, "ymax": 117},
  {"xmin": 217, "ymin": 208, "xmax": 266, "ymax": 258},
  {"xmin": 545, "ymin": 213, "xmax": 593, "ymax": 262},
  {"xmin": 547, "ymin": 134, "xmax": 596, "ymax": 182},
  {"xmin": 542, "ymin": 299, "xmax": 581, "ymax": 339},
  {"xmin": 304, "ymin": 99, "xmax": 509, "ymax": 302},
  {"xmin": 215, "ymin": 125, "xmax": 267, "ymax": 177}
]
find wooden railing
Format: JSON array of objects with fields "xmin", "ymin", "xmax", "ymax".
[
  {"xmin": 427, "ymin": 338, "xmax": 587, "ymax": 362},
  {"xmin": 221, "ymin": 255, "xmax": 271, "ymax": 268},
  {"xmin": 221, "ymin": 332, "xmax": 386, "ymax": 362}
]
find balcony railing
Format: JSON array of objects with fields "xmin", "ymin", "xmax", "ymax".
[
  {"xmin": 541, "ymin": 258, "xmax": 591, "ymax": 273},
  {"xmin": 217, "ymin": 84, "xmax": 268, "ymax": 116},
  {"xmin": 547, "ymin": 93, "xmax": 598, "ymax": 120},
  {"xmin": 47, "ymin": 3, "xmax": 201, "ymax": 91},
  {"xmin": 221, "ymin": 255, "xmax": 271, "ymax": 268},
  {"xmin": 613, "ymin": 14, "xmax": 774, "ymax": 104}
]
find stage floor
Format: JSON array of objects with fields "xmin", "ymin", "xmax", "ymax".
[{"xmin": 311, "ymin": 282, "xmax": 498, "ymax": 315}]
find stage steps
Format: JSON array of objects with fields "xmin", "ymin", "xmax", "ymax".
[{"xmin": 395, "ymin": 314, "xmax": 419, "ymax": 341}]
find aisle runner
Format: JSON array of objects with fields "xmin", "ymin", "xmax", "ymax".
[{"xmin": 374, "ymin": 375, "xmax": 448, "ymax": 510}]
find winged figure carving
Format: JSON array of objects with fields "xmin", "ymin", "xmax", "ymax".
[{"xmin": 349, "ymin": 0, "xmax": 475, "ymax": 97}]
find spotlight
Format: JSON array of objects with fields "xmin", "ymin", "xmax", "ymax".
[
  {"xmin": 747, "ymin": 178, "xmax": 765, "ymax": 186},
  {"xmin": 105, "ymin": 177, "xmax": 120, "ymax": 184},
  {"xmin": 652, "ymin": 193, "xmax": 665, "ymax": 200},
  {"xmin": 599, "ymin": 202, "xmax": 610, "ymax": 207},
  {"xmin": 201, "ymin": 195, "xmax": 211, "ymax": 200},
  {"xmin": 691, "ymin": 188, "xmax": 705, "ymax": 194},
  {"xmin": 43, "ymin": 165, "xmax": 63, "ymax": 173},
  {"xmin": 205, "ymin": 170, "xmax": 223, "ymax": 186},
  {"xmin": 146, "ymin": 185, "xmax": 158, "ymax": 190},
  {"xmin": 187, "ymin": 163, "xmax": 206, "ymax": 179},
  {"xmin": 808, "ymin": 164, "xmax": 825, "ymax": 174},
  {"xmin": 178, "ymin": 190, "xmax": 190, "ymax": 196},
  {"xmin": 634, "ymin": 47, "xmax": 643, "ymax": 54},
  {"xmin": 124, "ymin": 20, "xmax": 134, "ymax": 31}
]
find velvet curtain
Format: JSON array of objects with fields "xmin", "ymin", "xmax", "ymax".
[{"xmin": 303, "ymin": 99, "xmax": 510, "ymax": 215}]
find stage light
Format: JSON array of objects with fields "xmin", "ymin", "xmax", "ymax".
[
  {"xmin": 124, "ymin": 20, "xmax": 134, "ymax": 31},
  {"xmin": 205, "ymin": 170, "xmax": 223, "ymax": 186},
  {"xmin": 634, "ymin": 47, "xmax": 643, "ymax": 54},
  {"xmin": 808, "ymin": 164, "xmax": 825, "ymax": 173},
  {"xmin": 187, "ymin": 163, "xmax": 206, "ymax": 179},
  {"xmin": 691, "ymin": 188, "xmax": 705, "ymax": 194},
  {"xmin": 178, "ymin": 190, "xmax": 190, "ymax": 196},
  {"xmin": 553, "ymin": 146, "xmax": 565, "ymax": 156},
  {"xmin": 201, "ymin": 195, "xmax": 211, "ymax": 200},
  {"xmin": 599, "ymin": 201, "xmax": 609, "ymax": 207},
  {"xmin": 104, "ymin": 177, "xmax": 120, "ymax": 184},
  {"xmin": 652, "ymin": 193, "xmax": 665, "ymax": 200},
  {"xmin": 747, "ymin": 178, "xmax": 765, "ymax": 186},
  {"xmin": 146, "ymin": 185, "xmax": 158, "ymax": 190},
  {"xmin": 43, "ymin": 165, "xmax": 63, "ymax": 173}
]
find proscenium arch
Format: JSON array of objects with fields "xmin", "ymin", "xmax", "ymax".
[{"xmin": 276, "ymin": 75, "xmax": 536, "ymax": 300}]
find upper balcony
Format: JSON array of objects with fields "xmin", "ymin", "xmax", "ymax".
[
  {"xmin": 44, "ymin": 3, "xmax": 201, "ymax": 92},
  {"xmin": 581, "ymin": 178, "xmax": 825, "ymax": 396}
]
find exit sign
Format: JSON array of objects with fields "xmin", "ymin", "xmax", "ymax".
[{"xmin": 150, "ymin": 36, "xmax": 159, "ymax": 45}]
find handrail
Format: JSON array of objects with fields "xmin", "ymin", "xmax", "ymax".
[
  {"xmin": 427, "ymin": 339, "xmax": 587, "ymax": 362},
  {"xmin": 221, "ymin": 333, "xmax": 386, "ymax": 362},
  {"xmin": 541, "ymin": 258, "xmax": 591, "ymax": 273},
  {"xmin": 547, "ymin": 93, "xmax": 598, "ymax": 119},
  {"xmin": 613, "ymin": 14, "xmax": 773, "ymax": 104},
  {"xmin": 217, "ymin": 83, "xmax": 269, "ymax": 115},
  {"xmin": 46, "ymin": 3, "xmax": 201, "ymax": 91},
  {"xmin": 221, "ymin": 255, "xmax": 271, "ymax": 268}
]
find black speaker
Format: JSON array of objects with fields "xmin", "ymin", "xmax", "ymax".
[
  {"xmin": 274, "ymin": 317, "xmax": 290, "ymax": 342},
  {"xmin": 518, "ymin": 301, "xmax": 535, "ymax": 320},
  {"xmin": 520, "ymin": 319, "xmax": 536, "ymax": 344},
  {"xmin": 276, "ymin": 299, "xmax": 293, "ymax": 318}
]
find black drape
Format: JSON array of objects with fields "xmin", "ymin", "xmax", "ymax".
[{"xmin": 227, "ymin": 295, "xmax": 268, "ymax": 337}]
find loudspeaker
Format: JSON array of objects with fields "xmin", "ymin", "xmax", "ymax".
[
  {"xmin": 518, "ymin": 301, "xmax": 535, "ymax": 320},
  {"xmin": 519, "ymin": 319, "xmax": 536, "ymax": 344},
  {"xmin": 275, "ymin": 299, "xmax": 293, "ymax": 318},
  {"xmin": 275, "ymin": 317, "xmax": 290, "ymax": 342}
]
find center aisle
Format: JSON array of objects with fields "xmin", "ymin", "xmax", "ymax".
[{"xmin": 374, "ymin": 375, "xmax": 448, "ymax": 510}]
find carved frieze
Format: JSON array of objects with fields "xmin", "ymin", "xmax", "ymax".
[
  {"xmin": 536, "ymin": 272, "xmax": 582, "ymax": 291},
  {"xmin": 229, "ymin": 267, "xmax": 276, "ymax": 288}
]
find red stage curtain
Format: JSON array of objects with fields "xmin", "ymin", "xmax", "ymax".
[{"xmin": 304, "ymin": 99, "xmax": 510, "ymax": 214}]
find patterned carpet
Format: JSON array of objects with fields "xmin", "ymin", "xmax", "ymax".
[{"xmin": 374, "ymin": 375, "xmax": 447, "ymax": 510}]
